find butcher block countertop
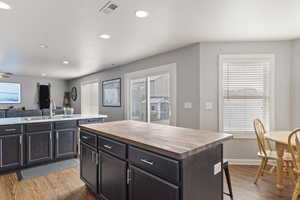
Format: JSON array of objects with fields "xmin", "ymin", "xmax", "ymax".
[{"xmin": 80, "ymin": 120, "xmax": 232, "ymax": 160}]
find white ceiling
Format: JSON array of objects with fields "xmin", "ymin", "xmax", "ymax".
[{"xmin": 0, "ymin": 0, "xmax": 300, "ymax": 79}]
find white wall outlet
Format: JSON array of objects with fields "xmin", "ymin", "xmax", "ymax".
[
  {"xmin": 214, "ymin": 162, "xmax": 222, "ymax": 175},
  {"xmin": 184, "ymin": 102, "xmax": 192, "ymax": 109},
  {"xmin": 205, "ymin": 102, "xmax": 213, "ymax": 110}
]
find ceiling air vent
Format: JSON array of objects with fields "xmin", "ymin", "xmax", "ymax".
[{"xmin": 99, "ymin": 1, "xmax": 119, "ymax": 14}]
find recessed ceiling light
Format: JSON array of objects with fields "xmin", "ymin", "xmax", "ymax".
[
  {"xmin": 63, "ymin": 60, "xmax": 70, "ymax": 65},
  {"xmin": 41, "ymin": 73, "xmax": 47, "ymax": 77},
  {"xmin": 99, "ymin": 34, "xmax": 111, "ymax": 39},
  {"xmin": 135, "ymin": 10, "xmax": 149, "ymax": 18},
  {"xmin": 39, "ymin": 44, "xmax": 48, "ymax": 48},
  {"xmin": 0, "ymin": 1, "xmax": 11, "ymax": 10}
]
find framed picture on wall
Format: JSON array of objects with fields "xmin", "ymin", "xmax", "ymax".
[{"xmin": 102, "ymin": 78, "xmax": 121, "ymax": 107}]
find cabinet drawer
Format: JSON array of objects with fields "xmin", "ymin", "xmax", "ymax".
[
  {"xmin": 99, "ymin": 137, "xmax": 126, "ymax": 159},
  {"xmin": 25, "ymin": 123, "xmax": 51, "ymax": 133},
  {"xmin": 78, "ymin": 118, "xmax": 103, "ymax": 125},
  {"xmin": 0, "ymin": 124, "xmax": 22, "ymax": 135},
  {"xmin": 80, "ymin": 131, "xmax": 97, "ymax": 147},
  {"xmin": 54, "ymin": 120, "xmax": 77, "ymax": 130},
  {"xmin": 128, "ymin": 146, "xmax": 180, "ymax": 184}
]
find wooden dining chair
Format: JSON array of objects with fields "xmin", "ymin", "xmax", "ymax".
[
  {"xmin": 253, "ymin": 119, "xmax": 292, "ymax": 184},
  {"xmin": 288, "ymin": 128, "xmax": 300, "ymax": 200}
]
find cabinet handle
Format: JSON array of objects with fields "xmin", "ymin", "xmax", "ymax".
[
  {"xmin": 95, "ymin": 153, "xmax": 99, "ymax": 164},
  {"xmin": 91, "ymin": 151, "xmax": 95, "ymax": 162},
  {"xmin": 20, "ymin": 135, "xmax": 23, "ymax": 166},
  {"xmin": 82, "ymin": 136, "xmax": 88, "ymax": 139},
  {"xmin": 19, "ymin": 135, "xmax": 22, "ymax": 145},
  {"xmin": 127, "ymin": 168, "xmax": 131, "ymax": 184},
  {"xmin": 5, "ymin": 128, "xmax": 16, "ymax": 132},
  {"xmin": 103, "ymin": 145, "xmax": 112, "ymax": 150},
  {"xmin": 140, "ymin": 159, "xmax": 154, "ymax": 166},
  {"xmin": 0, "ymin": 139, "xmax": 3, "ymax": 168}
]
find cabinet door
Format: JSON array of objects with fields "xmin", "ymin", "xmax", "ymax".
[
  {"xmin": 99, "ymin": 152, "xmax": 126, "ymax": 200},
  {"xmin": 55, "ymin": 128, "xmax": 77, "ymax": 159},
  {"xmin": 129, "ymin": 166, "xmax": 179, "ymax": 200},
  {"xmin": 26, "ymin": 131, "xmax": 53, "ymax": 165},
  {"xmin": 80, "ymin": 143, "xmax": 98, "ymax": 193},
  {"xmin": 0, "ymin": 134, "xmax": 23, "ymax": 169}
]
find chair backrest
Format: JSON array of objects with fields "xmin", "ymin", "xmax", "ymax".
[
  {"xmin": 0, "ymin": 110, "xmax": 5, "ymax": 118},
  {"xmin": 288, "ymin": 128, "xmax": 300, "ymax": 171},
  {"xmin": 6, "ymin": 109, "xmax": 24, "ymax": 118},
  {"xmin": 253, "ymin": 119, "xmax": 269, "ymax": 156},
  {"xmin": 42, "ymin": 108, "xmax": 64, "ymax": 116},
  {"xmin": 22, "ymin": 109, "xmax": 42, "ymax": 117}
]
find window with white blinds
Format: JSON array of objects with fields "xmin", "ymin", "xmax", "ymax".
[
  {"xmin": 81, "ymin": 81, "xmax": 99, "ymax": 115},
  {"xmin": 219, "ymin": 55, "xmax": 274, "ymax": 136}
]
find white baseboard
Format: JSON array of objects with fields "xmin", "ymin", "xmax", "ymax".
[
  {"xmin": 225, "ymin": 159, "xmax": 261, "ymax": 166},
  {"xmin": 225, "ymin": 159, "xmax": 277, "ymax": 166}
]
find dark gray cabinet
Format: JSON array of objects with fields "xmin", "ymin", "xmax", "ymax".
[
  {"xmin": 26, "ymin": 131, "xmax": 53, "ymax": 165},
  {"xmin": 55, "ymin": 128, "xmax": 77, "ymax": 159},
  {"xmin": 99, "ymin": 152, "xmax": 127, "ymax": 200},
  {"xmin": 129, "ymin": 166, "xmax": 179, "ymax": 200},
  {"xmin": 80, "ymin": 142, "xmax": 98, "ymax": 193},
  {"xmin": 0, "ymin": 117, "xmax": 104, "ymax": 175},
  {"xmin": 0, "ymin": 134, "xmax": 23, "ymax": 169}
]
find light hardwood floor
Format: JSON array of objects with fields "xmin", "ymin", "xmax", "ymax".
[{"xmin": 0, "ymin": 165, "xmax": 294, "ymax": 200}]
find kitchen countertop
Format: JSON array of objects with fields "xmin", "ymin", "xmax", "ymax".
[
  {"xmin": 80, "ymin": 120, "xmax": 232, "ymax": 160},
  {"xmin": 0, "ymin": 114, "xmax": 108, "ymax": 125}
]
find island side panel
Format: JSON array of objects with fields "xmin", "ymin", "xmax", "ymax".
[{"xmin": 181, "ymin": 143, "xmax": 223, "ymax": 200}]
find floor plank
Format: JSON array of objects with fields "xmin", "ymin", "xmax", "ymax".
[
  {"xmin": 0, "ymin": 165, "xmax": 294, "ymax": 200},
  {"xmin": 224, "ymin": 165, "xmax": 294, "ymax": 200}
]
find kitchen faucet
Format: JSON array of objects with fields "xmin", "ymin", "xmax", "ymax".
[{"xmin": 49, "ymin": 99, "xmax": 56, "ymax": 118}]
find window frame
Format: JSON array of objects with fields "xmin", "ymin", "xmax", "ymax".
[{"xmin": 218, "ymin": 54, "xmax": 275, "ymax": 139}]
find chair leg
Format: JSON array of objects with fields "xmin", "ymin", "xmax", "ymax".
[
  {"xmin": 224, "ymin": 165, "xmax": 233, "ymax": 199},
  {"xmin": 261, "ymin": 158, "xmax": 269, "ymax": 176},
  {"xmin": 292, "ymin": 177, "xmax": 300, "ymax": 200},
  {"xmin": 254, "ymin": 158, "xmax": 266, "ymax": 184},
  {"xmin": 287, "ymin": 161, "xmax": 296, "ymax": 185}
]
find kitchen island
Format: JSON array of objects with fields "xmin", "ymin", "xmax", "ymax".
[
  {"xmin": 79, "ymin": 120, "xmax": 232, "ymax": 200},
  {"xmin": 0, "ymin": 114, "xmax": 107, "ymax": 174}
]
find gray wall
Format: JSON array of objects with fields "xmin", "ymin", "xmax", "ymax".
[
  {"xmin": 0, "ymin": 75, "xmax": 68, "ymax": 110},
  {"xmin": 291, "ymin": 39, "xmax": 300, "ymax": 129},
  {"xmin": 68, "ymin": 41, "xmax": 295, "ymax": 161},
  {"xmin": 199, "ymin": 41, "xmax": 292, "ymax": 160},
  {"xmin": 68, "ymin": 44, "xmax": 201, "ymax": 129}
]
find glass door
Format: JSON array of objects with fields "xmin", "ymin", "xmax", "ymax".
[
  {"xmin": 149, "ymin": 73, "xmax": 170, "ymax": 125},
  {"xmin": 129, "ymin": 78, "xmax": 147, "ymax": 122},
  {"xmin": 125, "ymin": 64, "xmax": 176, "ymax": 125}
]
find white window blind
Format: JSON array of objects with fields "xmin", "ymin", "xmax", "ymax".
[
  {"xmin": 219, "ymin": 55, "xmax": 274, "ymax": 135},
  {"xmin": 81, "ymin": 81, "xmax": 99, "ymax": 115}
]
